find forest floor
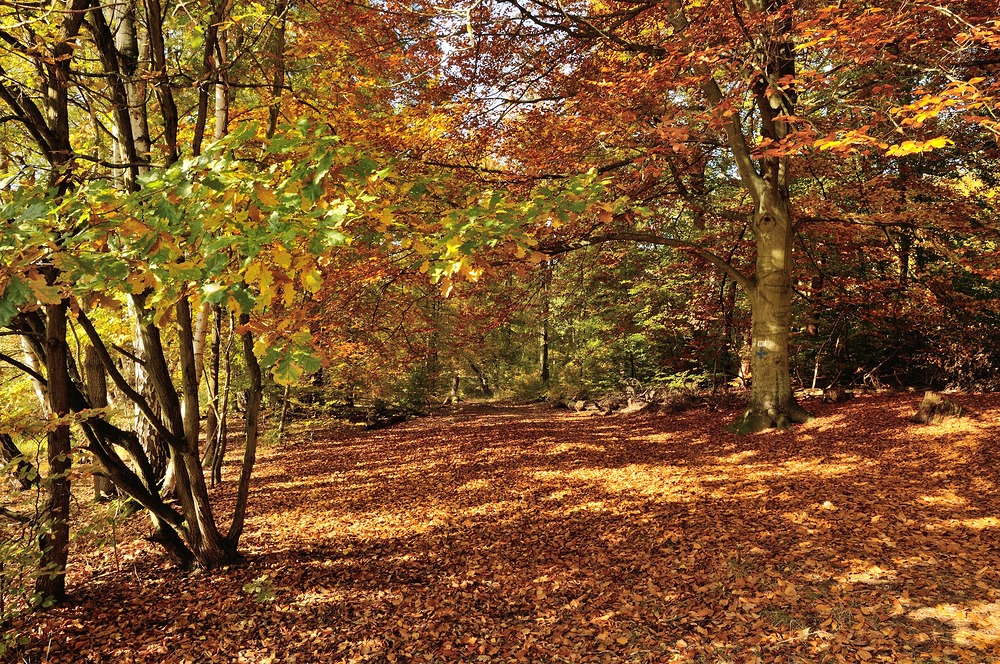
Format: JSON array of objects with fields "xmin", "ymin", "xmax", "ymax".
[{"xmin": 8, "ymin": 392, "xmax": 1000, "ymax": 663}]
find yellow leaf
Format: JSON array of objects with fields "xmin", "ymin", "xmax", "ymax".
[
  {"xmin": 29, "ymin": 278, "xmax": 62, "ymax": 305},
  {"xmin": 273, "ymin": 247, "xmax": 292, "ymax": 270},
  {"xmin": 376, "ymin": 208, "xmax": 393, "ymax": 232},
  {"xmin": 925, "ymin": 136, "xmax": 953, "ymax": 150},
  {"xmin": 245, "ymin": 262, "xmax": 262, "ymax": 284},
  {"xmin": 254, "ymin": 182, "xmax": 279, "ymax": 207},
  {"xmin": 301, "ymin": 269, "xmax": 322, "ymax": 293}
]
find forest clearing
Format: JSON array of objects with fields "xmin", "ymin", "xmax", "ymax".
[{"xmin": 7, "ymin": 394, "xmax": 1000, "ymax": 663}]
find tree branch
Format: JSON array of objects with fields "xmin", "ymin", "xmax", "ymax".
[
  {"xmin": 541, "ymin": 230, "xmax": 751, "ymax": 290},
  {"xmin": 0, "ymin": 351, "xmax": 47, "ymax": 384}
]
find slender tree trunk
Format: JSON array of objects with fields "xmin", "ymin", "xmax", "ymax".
[
  {"xmin": 204, "ymin": 304, "xmax": 222, "ymax": 467},
  {"xmin": 84, "ymin": 345, "xmax": 116, "ymax": 501},
  {"xmin": 539, "ymin": 263, "xmax": 551, "ymax": 383},
  {"xmin": 1, "ymin": 433, "xmax": 38, "ymax": 491},
  {"xmin": 277, "ymin": 384, "xmax": 291, "ymax": 444},
  {"xmin": 36, "ymin": 302, "xmax": 71, "ymax": 602},
  {"xmin": 266, "ymin": 0, "xmax": 288, "ymax": 138},
  {"xmin": 468, "ymin": 361, "xmax": 492, "ymax": 397},
  {"xmin": 226, "ymin": 314, "xmax": 261, "ymax": 551},
  {"xmin": 21, "ymin": 336, "xmax": 49, "ymax": 416},
  {"xmin": 129, "ymin": 299, "xmax": 168, "ymax": 485}
]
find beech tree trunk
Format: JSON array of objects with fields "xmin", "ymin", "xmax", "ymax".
[
  {"xmin": 84, "ymin": 345, "xmax": 116, "ymax": 501},
  {"xmin": 734, "ymin": 194, "xmax": 812, "ymax": 432}
]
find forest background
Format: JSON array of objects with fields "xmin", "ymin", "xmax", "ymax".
[{"xmin": 0, "ymin": 0, "xmax": 998, "ymax": 654}]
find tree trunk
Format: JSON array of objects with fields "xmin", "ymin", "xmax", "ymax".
[
  {"xmin": 266, "ymin": 0, "xmax": 288, "ymax": 138},
  {"xmin": 20, "ymin": 336, "xmax": 50, "ymax": 416},
  {"xmin": 468, "ymin": 360, "xmax": 493, "ymax": 397},
  {"xmin": 277, "ymin": 384, "xmax": 291, "ymax": 444},
  {"xmin": 36, "ymin": 302, "xmax": 71, "ymax": 602},
  {"xmin": 539, "ymin": 263, "xmax": 551, "ymax": 383},
  {"xmin": 204, "ymin": 304, "xmax": 222, "ymax": 468},
  {"xmin": 84, "ymin": 345, "xmax": 116, "ymax": 501},
  {"xmin": 205, "ymin": 307, "xmax": 232, "ymax": 485},
  {"xmin": 226, "ymin": 314, "xmax": 262, "ymax": 551},
  {"xmin": 129, "ymin": 299, "xmax": 168, "ymax": 485},
  {"xmin": 1, "ymin": 433, "xmax": 38, "ymax": 491},
  {"xmin": 733, "ymin": 196, "xmax": 813, "ymax": 433}
]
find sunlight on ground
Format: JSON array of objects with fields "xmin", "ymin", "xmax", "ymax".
[
  {"xmin": 779, "ymin": 458, "xmax": 858, "ymax": 478},
  {"xmin": 836, "ymin": 560, "xmax": 899, "ymax": 586},
  {"xmin": 918, "ymin": 490, "xmax": 969, "ymax": 509},
  {"xmin": 531, "ymin": 466, "xmax": 696, "ymax": 501},
  {"xmin": 646, "ymin": 432, "xmax": 710, "ymax": 446},
  {"xmin": 803, "ymin": 413, "xmax": 849, "ymax": 433},
  {"xmin": 456, "ymin": 478, "xmax": 491, "ymax": 492},
  {"xmin": 546, "ymin": 441, "xmax": 606, "ymax": 455},
  {"xmin": 910, "ymin": 601, "xmax": 1000, "ymax": 647},
  {"xmin": 924, "ymin": 516, "xmax": 1000, "ymax": 531},
  {"xmin": 716, "ymin": 450, "xmax": 759, "ymax": 464}
]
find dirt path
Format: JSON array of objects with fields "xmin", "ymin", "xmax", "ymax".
[{"xmin": 15, "ymin": 394, "xmax": 1000, "ymax": 663}]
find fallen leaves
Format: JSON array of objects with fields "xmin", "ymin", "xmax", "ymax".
[{"xmin": 10, "ymin": 393, "xmax": 1000, "ymax": 663}]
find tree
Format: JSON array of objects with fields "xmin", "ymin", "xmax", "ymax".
[{"xmin": 372, "ymin": 0, "xmax": 999, "ymax": 430}]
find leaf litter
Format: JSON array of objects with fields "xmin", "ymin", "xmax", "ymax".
[{"xmin": 11, "ymin": 393, "xmax": 1000, "ymax": 663}]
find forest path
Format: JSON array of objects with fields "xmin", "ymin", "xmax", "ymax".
[{"xmin": 19, "ymin": 394, "xmax": 1000, "ymax": 663}]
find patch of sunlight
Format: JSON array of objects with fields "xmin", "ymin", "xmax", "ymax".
[
  {"xmin": 918, "ymin": 490, "xmax": 968, "ymax": 509},
  {"xmin": 779, "ymin": 458, "xmax": 856, "ymax": 478},
  {"xmin": 646, "ymin": 432, "xmax": 709, "ymax": 446},
  {"xmin": 456, "ymin": 478, "xmax": 491, "ymax": 492},
  {"xmin": 543, "ymin": 490, "xmax": 571, "ymax": 501},
  {"xmin": 565, "ymin": 500, "xmax": 609, "ymax": 514},
  {"xmin": 924, "ymin": 516, "xmax": 1000, "ymax": 531},
  {"xmin": 292, "ymin": 586, "xmax": 346, "ymax": 607},
  {"xmin": 910, "ymin": 601, "xmax": 1000, "ymax": 647},
  {"xmin": 717, "ymin": 450, "xmax": 759, "ymax": 464},
  {"xmin": 836, "ymin": 561, "xmax": 898, "ymax": 585},
  {"xmin": 531, "ymin": 465, "xmax": 695, "ymax": 501},
  {"xmin": 547, "ymin": 441, "xmax": 606, "ymax": 455},
  {"xmin": 806, "ymin": 413, "xmax": 848, "ymax": 433}
]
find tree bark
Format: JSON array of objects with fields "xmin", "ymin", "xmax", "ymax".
[
  {"xmin": 84, "ymin": 345, "xmax": 116, "ymax": 501},
  {"xmin": 733, "ymin": 194, "xmax": 812, "ymax": 432},
  {"xmin": 539, "ymin": 263, "xmax": 551, "ymax": 383},
  {"xmin": 226, "ymin": 313, "xmax": 261, "ymax": 551},
  {"xmin": 36, "ymin": 302, "xmax": 71, "ymax": 602},
  {"xmin": 1, "ymin": 433, "xmax": 38, "ymax": 491}
]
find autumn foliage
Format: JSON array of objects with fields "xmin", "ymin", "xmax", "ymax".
[{"xmin": 8, "ymin": 394, "xmax": 1000, "ymax": 662}]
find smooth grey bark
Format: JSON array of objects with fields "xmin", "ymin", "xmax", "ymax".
[{"xmin": 84, "ymin": 345, "xmax": 116, "ymax": 501}]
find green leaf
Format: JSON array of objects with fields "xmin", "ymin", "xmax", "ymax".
[
  {"xmin": 18, "ymin": 202, "xmax": 50, "ymax": 222},
  {"xmin": 230, "ymin": 283, "xmax": 256, "ymax": 313},
  {"xmin": 0, "ymin": 278, "xmax": 31, "ymax": 327}
]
